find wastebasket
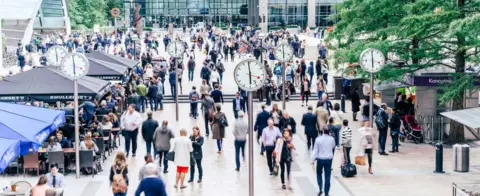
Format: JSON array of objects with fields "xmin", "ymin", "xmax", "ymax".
[{"xmin": 453, "ymin": 144, "xmax": 470, "ymax": 172}]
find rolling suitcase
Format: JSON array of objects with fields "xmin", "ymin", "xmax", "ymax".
[{"xmin": 341, "ymin": 147, "xmax": 357, "ymax": 177}]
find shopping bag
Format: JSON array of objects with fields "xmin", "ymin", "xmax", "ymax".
[{"xmin": 355, "ymin": 156, "xmax": 366, "ymax": 166}]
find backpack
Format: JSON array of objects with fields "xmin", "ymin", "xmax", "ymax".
[
  {"xmin": 274, "ymin": 65, "xmax": 282, "ymax": 75},
  {"xmin": 111, "ymin": 166, "xmax": 127, "ymax": 193},
  {"xmin": 375, "ymin": 110, "xmax": 387, "ymax": 129},
  {"xmin": 218, "ymin": 113, "xmax": 228, "ymax": 127}
]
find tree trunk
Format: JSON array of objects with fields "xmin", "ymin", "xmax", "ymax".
[
  {"xmin": 411, "ymin": 38, "xmax": 419, "ymax": 65},
  {"xmin": 448, "ymin": 0, "xmax": 466, "ymax": 144}
]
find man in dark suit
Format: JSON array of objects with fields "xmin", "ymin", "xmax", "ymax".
[
  {"xmin": 254, "ymin": 104, "xmax": 270, "ymax": 155},
  {"xmin": 232, "ymin": 92, "xmax": 245, "ymax": 119},
  {"xmin": 147, "ymin": 81, "xmax": 159, "ymax": 111},
  {"xmin": 301, "ymin": 106, "xmax": 318, "ymax": 150},
  {"xmin": 141, "ymin": 111, "xmax": 159, "ymax": 157}
]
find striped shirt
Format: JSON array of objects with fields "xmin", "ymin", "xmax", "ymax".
[{"xmin": 341, "ymin": 126, "xmax": 353, "ymax": 147}]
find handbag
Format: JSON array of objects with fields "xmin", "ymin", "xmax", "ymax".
[
  {"xmin": 272, "ymin": 164, "xmax": 279, "ymax": 176},
  {"xmin": 375, "ymin": 110, "xmax": 387, "ymax": 129},
  {"xmin": 355, "ymin": 156, "xmax": 366, "ymax": 166},
  {"xmin": 166, "ymin": 151, "xmax": 175, "ymax": 161}
]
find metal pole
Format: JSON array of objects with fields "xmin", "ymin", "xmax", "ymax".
[
  {"xmin": 74, "ymin": 79, "xmax": 80, "ymax": 178},
  {"xmin": 247, "ymin": 93, "xmax": 254, "ymax": 196},
  {"xmin": 282, "ymin": 62, "xmax": 286, "ymax": 110},
  {"xmin": 369, "ymin": 72, "xmax": 374, "ymax": 128},
  {"xmin": 114, "ymin": 16, "xmax": 117, "ymax": 28},
  {"xmin": 175, "ymin": 58, "xmax": 179, "ymax": 121},
  {"xmin": 133, "ymin": 40, "xmax": 136, "ymax": 60},
  {"xmin": 0, "ymin": 16, "xmax": 3, "ymax": 69}
]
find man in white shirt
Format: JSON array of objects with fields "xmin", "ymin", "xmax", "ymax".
[
  {"xmin": 121, "ymin": 104, "xmax": 143, "ymax": 157},
  {"xmin": 262, "ymin": 119, "xmax": 281, "ymax": 175},
  {"xmin": 311, "ymin": 128, "xmax": 335, "ymax": 196}
]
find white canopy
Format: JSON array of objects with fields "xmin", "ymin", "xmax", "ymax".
[{"xmin": 441, "ymin": 108, "xmax": 480, "ymax": 129}]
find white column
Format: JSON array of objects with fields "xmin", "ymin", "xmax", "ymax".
[
  {"xmin": 0, "ymin": 16, "xmax": 3, "ymax": 70},
  {"xmin": 259, "ymin": 0, "xmax": 268, "ymax": 32},
  {"xmin": 308, "ymin": 0, "xmax": 316, "ymax": 27}
]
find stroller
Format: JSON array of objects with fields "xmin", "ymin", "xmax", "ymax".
[{"xmin": 399, "ymin": 115, "xmax": 424, "ymax": 144}]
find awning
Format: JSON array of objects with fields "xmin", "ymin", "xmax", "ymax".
[
  {"xmin": 363, "ymin": 81, "xmax": 411, "ymax": 91},
  {"xmin": 441, "ymin": 108, "xmax": 480, "ymax": 129},
  {"xmin": 85, "ymin": 51, "xmax": 139, "ymax": 69}
]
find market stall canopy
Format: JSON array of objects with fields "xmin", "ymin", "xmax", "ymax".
[
  {"xmin": 363, "ymin": 81, "xmax": 411, "ymax": 91},
  {"xmin": 441, "ymin": 108, "xmax": 480, "ymax": 129},
  {"xmin": 87, "ymin": 58, "xmax": 128, "ymax": 81},
  {"xmin": 0, "ymin": 138, "xmax": 22, "ymax": 173},
  {"xmin": 86, "ymin": 51, "xmax": 139, "ymax": 69},
  {"xmin": 0, "ymin": 67, "xmax": 110, "ymax": 102}
]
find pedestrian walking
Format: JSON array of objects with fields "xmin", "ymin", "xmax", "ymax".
[
  {"xmin": 189, "ymin": 86, "xmax": 200, "ymax": 119},
  {"xmin": 135, "ymin": 164, "xmax": 167, "ymax": 196},
  {"xmin": 357, "ymin": 121, "xmax": 375, "ymax": 174},
  {"xmin": 201, "ymin": 94, "xmax": 215, "ymax": 136},
  {"xmin": 188, "ymin": 126, "xmax": 204, "ymax": 183},
  {"xmin": 279, "ymin": 111, "xmax": 296, "ymax": 134},
  {"xmin": 301, "ymin": 77, "xmax": 311, "ymax": 106},
  {"xmin": 254, "ymin": 105, "xmax": 270, "ymax": 155},
  {"xmin": 275, "ymin": 129, "xmax": 295, "ymax": 190},
  {"xmin": 232, "ymin": 92, "xmax": 246, "ymax": 119},
  {"xmin": 147, "ymin": 81, "xmax": 158, "ymax": 111},
  {"xmin": 262, "ymin": 119, "xmax": 282, "ymax": 175},
  {"xmin": 315, "ymin": 101, "xmax": 329, "ymax": 128},
  {"xmin": 312, "ymin": 128, "xmax": 335, "ymax": 196},
  {"xmin": 171, "ymin": 129, "xmax": 193, "ymax": 189},
  {"xmin": 270, "ymin": 103, "xmax": 283, "ymax": 128},
  {"xmin": 301, "ymin": 106, "xmax": 318, "ymax": 150},
  {"xmin": 377, "ymin": 104, "xmax": 390, "ymax": 155},
  {"xmin": 351, "ymin": 88, "xmax": 361, "ymax": 121},
  {"xmin": 316, "ymin": 77, "xmax": 325, "ymax": 100},
  {"xmin": 120, "ymin": 104, "xmax": 143, "ymax": 157},
  {"xmin": 141, "ymin": 112, "xmax": 159, "ymax": 157},
  {"xmin": 233, "ymin": 111, "xmax": 248, "ymax": 171},
  {"xmin": 211, "ymin": 105, "xmax": 228, "ymax": 153},
  {"xmin": 153, "ymin": 121, "xmax": 175, "ymax": 173},
  {"xmin": 136, "ymin": 82, "xmax": 147, "ymax": 113},
  {"xmin": 110, "ymin": 152, "xmax": 129, "ymax": 196},
  {"xmin": 329, "ymin": 103, "xmax": 344, "ymax": 148}
]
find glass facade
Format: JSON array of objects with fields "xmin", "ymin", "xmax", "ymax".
[
  {"xmin": 268, "ymin": 0, "xmax": 308, "ymax": 27},
  {"xmin": 128, "ymin": 0, "xmax": 248, "ymax": 28},
  {"xmin": 40, "ymin": 0, "xmax": 65, "ymax": 17},
  {"xmin": 315, "ymin": 0, "xmax": 342, "ymax": 27}
]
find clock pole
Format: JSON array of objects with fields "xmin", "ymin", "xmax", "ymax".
[
  {"xmin": 369, "ymin": 71, "xmax": 374, "ymax": 128},
  {"xmin": 359, "ymin": 48, "xmax": 385, "ymax": 128},
  {"xmin": 247, "ymin": 92, "xmax": 254, "ymax": 196},
  {"xmin": 175, "ymin": 57, "xmax": 179, "ymax": 121},
  {"xmin": 282, "ymin": 62, "xmax": 286, "ymax": 110},
  {"xmin": 73, "ymin": 79, "xmax": 81, "ymax": 178}
]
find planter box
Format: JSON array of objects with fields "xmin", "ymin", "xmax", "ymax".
[{"xmin": 453, "ymin": 183, "xmax": 480, "ymax": 196}]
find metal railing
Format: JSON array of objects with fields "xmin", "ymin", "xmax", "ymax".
[{"xmin": 417, "ymin": 115, "xmax": 449, "ymax": 144}]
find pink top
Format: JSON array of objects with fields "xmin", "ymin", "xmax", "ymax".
[{"xmin": 31, "ymin": 184, "xmax": 48, "ymax": 196}]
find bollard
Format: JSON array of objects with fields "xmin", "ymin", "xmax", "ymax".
[
  {"xmin": 434, "ymin": 142, "xmax": 445, "ymax": 173},
  {"xmin": 341, "ymin": 94, "xmax": 346, "ymax": 113}
]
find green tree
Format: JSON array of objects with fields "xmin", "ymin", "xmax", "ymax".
[
  {"xmin": 328, "ymin": 0, "xmax": 480, "ymax": 143},
  {"xmin": 67, "ymin": 0, "xmax": 108, "ymax": 29},
  {"xmin": 106, "ymin": 0, "xmax": 122, "ymax": 23}
]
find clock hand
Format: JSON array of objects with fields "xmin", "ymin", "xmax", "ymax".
[
  {"xmin": 248, "ymin": 62, "xmax": 252, "ymax": 85},
  {"xmin": 72, "ymin": 56, "xmax": 76, "ymax": 75},
  {"xmin": 371, "ymin": 50, "xmax": 374, "ymax": 68},
  {"xmin": 55, "ymin": 48, "xmax": 58, "ymax": 63}
]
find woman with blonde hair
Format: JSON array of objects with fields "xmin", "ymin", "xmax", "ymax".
[
  {"xmin": 109, "ymin": 152, "xmax": 129, "ymax": 196},
  {"xmin": 170, "ymin": 128, "xmax": 193, "ymax": 189}
]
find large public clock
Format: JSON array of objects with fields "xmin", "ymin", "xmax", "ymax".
[
  {"xmin": 60, "ymin": 53, "xmax": 90, "ymax": 79},
  {"xmin": 46, "ymin": 46, "xmax": 68, "ymax": 66},
  {"xmin": 274, "ymin": 43, "xmax": 294, "ymax": 62},
  {"xmin": 167, "ymin": 40, "xmax": 185, "ymax": 58},
  {"xmin": 359, "ymin": 48, "xmax": 386, "ymax": 73},
  {"xmin": 234, "ymin": 59, "xmax": 267, "ymax": 91}
]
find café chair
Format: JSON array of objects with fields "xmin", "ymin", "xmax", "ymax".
[
  {"xmin": 23, "ymin": 153, "xmax": 40, "ymax": 177},
  {"xmin": 79, "ymin": 150, "xmax": 96, "ymax": 178},
  {"xmin": 94, "ymin": 138, "xmax": 106, "ymax": 162},
  {"xmin": 3, "ymin": 157, "xmax": 21, "ymax": 176},
  {"xmin": 47, "ymin": 151, "xmax": 65, "ymax": 174},
  {"xmin": 102, "ymin": 129, "xmax": 112, "ymax": 154},
  {"xmin": 13, "ymin": 181, "xmax": 32, "ymax": 195}
]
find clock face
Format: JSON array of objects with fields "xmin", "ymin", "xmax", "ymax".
[
  {"xmin": 46, "ymin": 46, "xmax": 68, "ymax": 66},
  {"xmin": 167, "ymin": 41, "xmax": 185, "ymax": 58},
  {"xmin": 60, "ymin": 53, "xmax": 90, "ymax": 79},
  {"xmin": 234, "ymin": 59, "xmax": 267, "ymax": 91},
  {"xmin": 274, "ymin": 43, "xmax": 294, "ymax": 62},
  {"xmin": 359, "ymin": 48, "xmax": 386, "ymax": 73}
]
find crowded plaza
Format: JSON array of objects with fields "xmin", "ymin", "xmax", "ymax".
[{"xmin": 1, "ymin": 0, "xmax": 480, "ymax": 196}]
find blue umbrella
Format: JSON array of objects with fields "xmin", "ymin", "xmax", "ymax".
[
  {"xmin": 0, "ymin": 102, "xmax": 66, "ymax": 145},
  {"xmin": 0, "ymin": 138, "xmax": 21, "ymax": 173}
]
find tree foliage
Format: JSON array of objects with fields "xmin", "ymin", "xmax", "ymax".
[
  {"xmin": 328, "ymin": 0, "xmax": 480, "ymax": 143},
  {"xmin": 67, "ymin": 0, "xmax": 109, "ymax": 29}
]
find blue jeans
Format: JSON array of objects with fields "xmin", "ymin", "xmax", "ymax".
[
  {"xmin": 332, "ymin": 124, "xmax": 341, "ymax": 147},
  {"xmin": 149, "ymin": 96, "xmax": 157, "ymax": 111},
  {"xmin": 203, "ymin": 111, "xmax": 210, "ymax": 135},
  {"xmin": 157, "ymin": 150, "xmax": 169, "ymax": 171},
  {"xmin": 317, "ymin": 90, "xmax": 324, "ymax": 100},
  {"xmin": 188, "ymin": 69, "xmax": 194, "ymax": 81},
  {"xmin": 391, "ymin": 133, "xmax": 399, "ymax": 152},
  {"xmin": 170, "ymin": 84, "xmax": 176, "ymax": 97},
  {"xmin": 190, "ymin": 102, "xmax": 198, "ymax": 118},
  {"xmin": 216, "ymin": 139, "xmax": 223, "ymax": 151},
  {"xmin": 323, "ymin": 73, "xmax": 328, "ymax": 85},
  {"xmin": 124, "ymin": 129, "xmax": 138, "ymax": 156},
  {"xmin": 234, "ymin": 140, "xmax": 246, "ymax": 169},
  {"xmin": 219, "ymin": 72, "xmax": 223, "ymax": 84},
  {"xmin": 145, "ymin": 141, "xmax": 156, "ymax": 158},
  {"xmin": 378, "ymin": 129, "xmax": 388, "ymax": 153},
  {"xmin": 139, "ymin": 96, "xmax": 146, "ymax": 112},
  {"xmin": 316, "ymin": 159, "xmax": 333, "ymax": 195},
  {"xmin": 309, "ymin": 73, "xmax": 314, "ymax": 87},
  {"xmin": 157, "ymin": 95, "xmax": 164, "ymax": 109}
]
